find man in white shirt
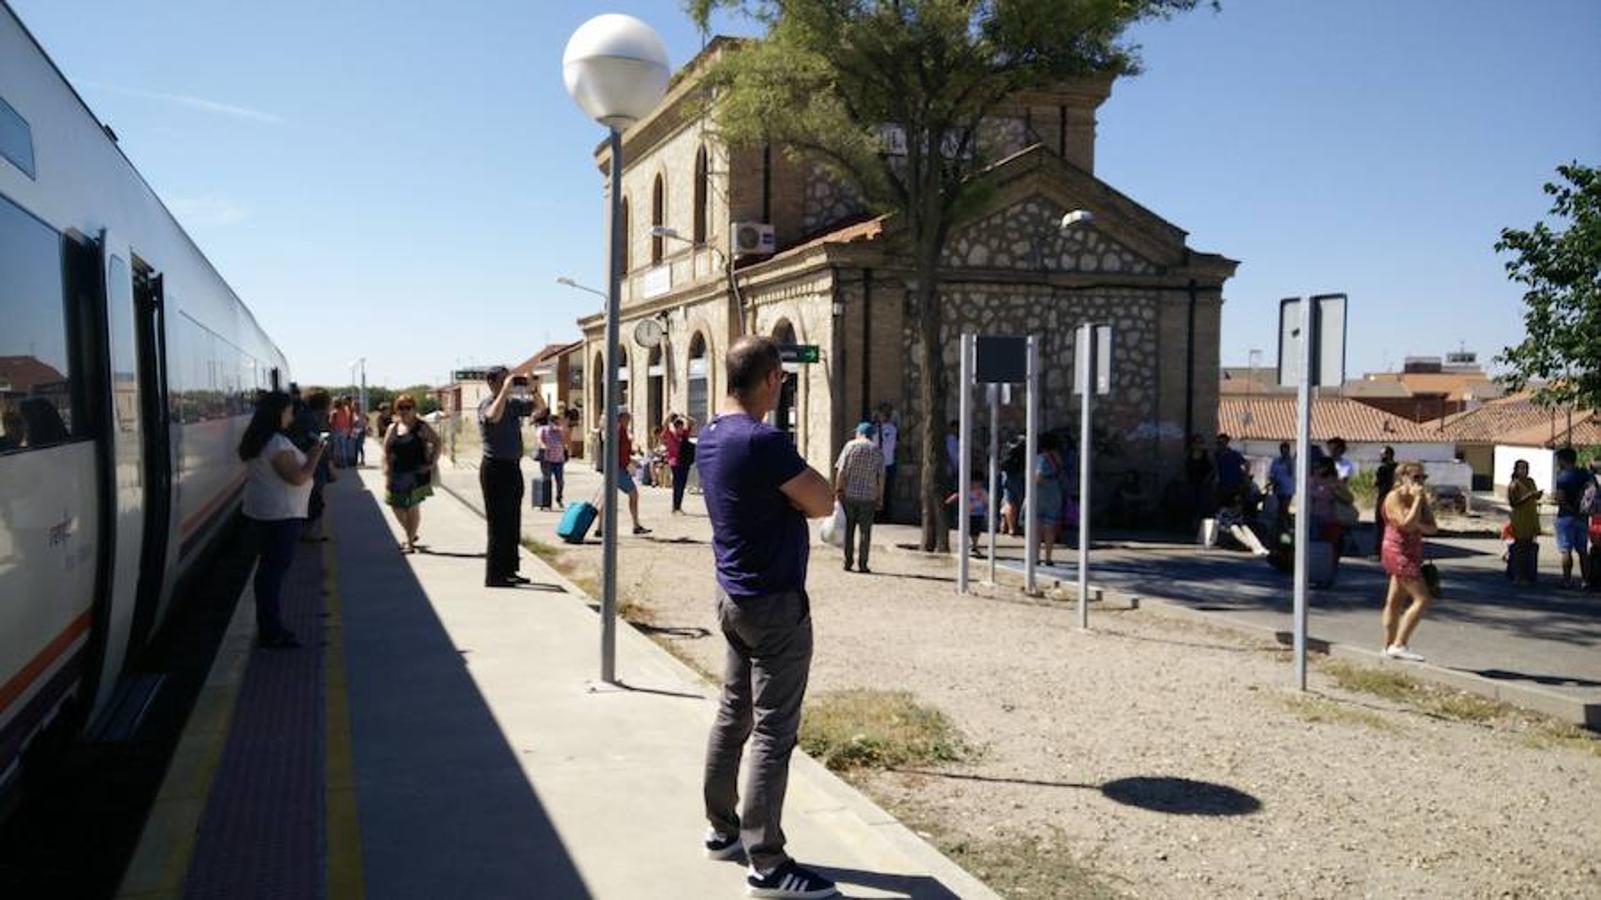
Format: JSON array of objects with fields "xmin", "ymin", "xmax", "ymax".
[
  {"xmin": 873, "ymin": 404, "xmax": 898, "ymax": 521},
  {"xmin": 1327, "ymin": 437, "xmax": 1357, "ymax": 482}
]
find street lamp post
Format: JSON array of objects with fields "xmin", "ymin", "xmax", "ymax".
[{"xmin": 563, "ymin": 14, "xmax": 669, "ymax": 685}]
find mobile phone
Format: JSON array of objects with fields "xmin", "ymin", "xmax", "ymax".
[{"xmin": 512, "ymin": 375, "xmax": 530, "ymax": 387}]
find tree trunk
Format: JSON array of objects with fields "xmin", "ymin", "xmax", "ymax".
[{"xmin": 915, "ymin": 241, "xmax": 949, "ymax": 553}]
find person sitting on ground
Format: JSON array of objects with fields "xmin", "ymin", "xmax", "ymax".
[
  {"xmin": 1380, "ymin": 462, "xmax": 1438, "ymax": 662},
  {"xmin": 1506, "ymin": 459, "xmax": 1542, "ymax": 584},
  {"xmin": 1212, "ymin": 433, "xmax": 1248, "ymax": 510}
]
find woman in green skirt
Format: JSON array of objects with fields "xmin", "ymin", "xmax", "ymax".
[{"xmin": 383, "ymin": 394, "xmax": 441, "ymax": 553}]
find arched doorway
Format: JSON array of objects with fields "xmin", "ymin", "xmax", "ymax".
[
  {"xmin": 771, "ymin": 320, "xmax": 798, "ymax": 442},
  {"xmin": 647, "ymin": 343, "xmax": 664, "ymax": 441},
  {"xmin": 687, "ymin": 332, "xmax": 709, "ymax": 426}
]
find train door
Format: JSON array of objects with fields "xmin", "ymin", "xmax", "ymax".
[{"xmin": 125, "ymin": 263, "xmax": 171, "ymax": 661}]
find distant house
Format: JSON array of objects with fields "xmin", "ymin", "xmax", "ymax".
[
  {"xmin": 1428, "ymin": 394, "xmax": 1593, "ymax": 490},
  {"xmin": 1341, "ymin": 353, "xmax": 1504, "ymax": 422},
  {"xmin": 1217, "ymin": 396, "xmax": 1468, "ymax": 489}
]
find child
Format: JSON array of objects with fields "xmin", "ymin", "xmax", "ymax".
[{"xmin": 945, "ymin": 480, "xmax": 989, "ymax": 554}]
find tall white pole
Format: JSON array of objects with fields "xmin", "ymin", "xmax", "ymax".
[
  {"xmin": 1024, "ymin": 335, "xmax": 1040, "ymax": 595},
  {"xmin": 1293, "ymin": 298, "xmax": 1314, "ymax": 691},
  {"xmin": 957, "ymin": 333, "xmax": 973, "ymax": 593},
  {"xmin": 601, "ymin": 130, "xmax": 623, "ymax": 684},
  {"xmin": 988, "ymin": 383, "xmax": 999, "ymax": 584},
  {"xmin": 1078, "ymin": 324, "xmax": 1093, "ymax": 630}
]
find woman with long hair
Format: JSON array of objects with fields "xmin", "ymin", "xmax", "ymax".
[
  {"xmin": 239, "ymin": 390, "xmax": 326, "ymax": 649},
  {"xmin": 383, "ymin": 394, "xmax": 441, "ymax": 552},
  {"xmin": 1506, "ymin": 459, "xmax": 1542, "ymax": 584},
  {"xmin": 1380, "ymin": 462, "xmax": 1438, "ymax": 661},
  {"xmin": 1033, "ymin": 432, "xmax": 1067, "ymax": 566}
]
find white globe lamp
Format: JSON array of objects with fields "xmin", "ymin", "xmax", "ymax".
[
  {"xmin": 562, "ymin": 14, "xmax": 670, "ymax": 132},
  {"xmin": 562, "ymin": 13, "xmax": 668, "ymax": 685}
]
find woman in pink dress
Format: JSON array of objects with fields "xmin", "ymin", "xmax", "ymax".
[{"xmin": 1380, "ymin": 462, "xmax": 1438, "ymax": 662}]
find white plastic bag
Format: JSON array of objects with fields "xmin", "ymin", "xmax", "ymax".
[{"xmin": 819, "ymin": 501, "xmax": 846, "ymax": 548}]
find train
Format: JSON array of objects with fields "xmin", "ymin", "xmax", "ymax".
[{"xmin": 0, "ymin": 2, "xmax": 288, "ymax": 798}]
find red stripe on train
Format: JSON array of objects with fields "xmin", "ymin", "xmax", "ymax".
[{"xmin": 0, "ymin": 611, "xmax": 91, "ymax": 717}]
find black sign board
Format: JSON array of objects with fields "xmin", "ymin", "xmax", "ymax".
[
  {"xmin": 778, "ymin": 344, "xmax": 821, "ymax": 364},
  {"xmin": 975, "ymin": 336, "xmax": 1027, "ymax": 383}
]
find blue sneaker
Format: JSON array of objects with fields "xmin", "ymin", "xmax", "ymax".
[
  {"xmin": 746, "ymin": 860, "xmax": 838, "ymax": 898},
  {"xmin": 704, "ymin": 828, "xmax": 742, "ymax": 860}
]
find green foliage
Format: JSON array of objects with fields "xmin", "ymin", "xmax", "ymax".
[
  {"xmin": 1347, "ymin": 468, "xmax": 1376, "ymax": 507},
  {"xmin": 1497, "ymin": 163, "xmax": 1601, "ymax": 409}
]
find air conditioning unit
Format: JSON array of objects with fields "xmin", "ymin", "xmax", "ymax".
[{"xmin": 731, "ymin": 222, "xmax": 776, "ymax": 257}]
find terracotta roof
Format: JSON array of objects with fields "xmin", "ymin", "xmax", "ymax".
[
  {"xmin": 1429, "ymin": 395, "xmax": 1566, "ymax": 443},
  {"xmin": 1494, "ymin": 409, "xmax": 1601, "ymax": 448},
  {"xmin": 1364, "ymin": 371, "xmax": 1502, "ymax": 402},
  {"xmin": 0, "ymin": 355, "xmax": 68, "ymax": 393},
  {"xmin": 511, "ymin": 342, "xmax": 577, "ymax": 377},
  {"xmin": 763, "ymin": 215, "xmax": 887, "ymax": 264},
  {"xmin": 1218, "ymin": 396, "xmax": 1448, "ymax": 443},
  {"xmin": 1218, "ymin": 367, "xmax": 1292, "ymax": 396},
  {"xmin": 1339, "ymin": 378, "xmax": 1413, "ymax": 399}
]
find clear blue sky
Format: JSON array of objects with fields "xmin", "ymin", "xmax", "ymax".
[{"xmin": 11, "ymin": 0, "xmax": 1599, "ymax": 388}]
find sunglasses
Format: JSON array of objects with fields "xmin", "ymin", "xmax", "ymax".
[{"xmin": 397, "ymin": 405, "xmax": 416, "ymax": 412}]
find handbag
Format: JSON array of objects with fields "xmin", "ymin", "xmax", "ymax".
[
  {"xmin": 1421, "ymin": 562, "xmax": 1442, "ymax": 598},
  {"xmin": 1334, "ymin": 498, "xmax": 1359, "ymax": 528}
]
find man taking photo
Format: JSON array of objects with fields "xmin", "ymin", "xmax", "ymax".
[
  {"xmin": 478, "ymin": 366, "xmax": 542, "ymax": 587},
  {"xmin": 697, "ymin": 336, "xmax": 838, "ymax": 899}
]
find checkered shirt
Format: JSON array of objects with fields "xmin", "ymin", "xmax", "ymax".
[{"xmin": 835, "ymin": 438, "xmax": 885, "ymax": 502}]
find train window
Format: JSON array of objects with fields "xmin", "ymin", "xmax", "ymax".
[
  {"xmin": 0, "ymin": 195, "xmax": 79, "ymax": 451},
  {"xmin": 0, "ymin": 95, "xmax": 35, "ymax": 179}
]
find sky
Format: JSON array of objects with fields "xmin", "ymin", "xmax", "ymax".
[{"xmin": 9, "ymin": 0, "xmax": 1600, "ymax": 388}]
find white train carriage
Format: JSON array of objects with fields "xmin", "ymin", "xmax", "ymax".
[{"xmin": 0, "ymin": 2, "xmax": 289, "ymax": 792}]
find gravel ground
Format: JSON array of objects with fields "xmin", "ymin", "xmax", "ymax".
[{"xmin": 516, "ymin": 473, "xmax": 1601, "ymax": 899}]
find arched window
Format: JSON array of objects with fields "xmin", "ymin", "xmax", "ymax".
[
  {"xmin": 687, "ymin": 332, "xmax": 709, "ymax": 425},
  {"xmin": 651, "ymin": 173, "xmax": 666, "ymax": 264},
  {"xmin": 693, "ymin": 145, "xmax": 709, "ymax": 245},
  {"xmin": 619, "ymin": 197, "xmax": 631, "ymax": 274}
]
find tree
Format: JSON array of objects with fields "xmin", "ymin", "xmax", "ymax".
[
  {"xmin": 686, "ymin": 0, "xmax": 1207, "ymax": 550},
  {"xmin": 1497, "ymin": 163, "xmax": 1601, "ymax": 411}
]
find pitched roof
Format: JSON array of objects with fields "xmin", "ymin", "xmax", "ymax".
[
  {"xmin": 1429, "ymin": 394, "xmax": 1566, "ymax": 443},
  {"xmin": 1218, "ymin": 396, "xmax": 1448, "ymax": 444},
  {"xmin": 0, "ymin": 355, "xmax": 68, "ymax": 392},
  {"xmin": 511, "ymin": 342, "xmax": 578, "ymax": 377},
  {"xmin": 1493, "ymin": 409, "xmax": 1601, "ymax": 448}
]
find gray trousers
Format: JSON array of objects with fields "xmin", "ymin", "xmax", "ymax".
[
  {"xmin": 842, "ymin": 499, "xmax": 875, "ymax": 570},
  {"xmin": 703, "ymin": 587, "xmax": 813, "ymax": 872}
]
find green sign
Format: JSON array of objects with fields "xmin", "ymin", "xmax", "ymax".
[{"xmin": 778, "ymin": 344, "xmax": 820, "ymax": 364}]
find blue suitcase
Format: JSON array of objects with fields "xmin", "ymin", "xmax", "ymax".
[{"xmin": 557, "ymin": 501, "xmax": 597, "ymax": 544}]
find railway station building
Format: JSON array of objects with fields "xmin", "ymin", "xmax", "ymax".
[{"xmin": 576, "ymin": 38, "xmax": 1237, "ymax": 519}]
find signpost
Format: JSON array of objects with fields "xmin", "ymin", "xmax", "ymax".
[
  {"xmin": 777, "ymin": 344, "xmax": 820, "ymax": 365},
  {"xmin": 1072, "ymin": 324, "xmax": 1112, "ymax": 629},
  {"xmin": 957, "ymin": 335, "xmax": 1031, "ymax": 594},
  {"xmin": 1277, "ymin": 293, "xmax": 1348, "ymax": 691}
]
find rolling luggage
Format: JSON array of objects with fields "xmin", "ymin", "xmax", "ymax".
[
  {"xmin": 530, "ymin": 474, "xmax": 553, "ymax": 510},
  {"xmin": 557, "ymin": 501, "xmax": 597, "ymax": 544}
]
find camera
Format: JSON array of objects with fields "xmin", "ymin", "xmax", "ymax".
[{"xmin": 512, "ymin": 375, "xmax": 530, "ymax": 387}]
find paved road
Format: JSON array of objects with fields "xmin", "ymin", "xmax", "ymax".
[{"xmin": 1003, "ymin": 533, "xmax": 1601, "ymax": 718}]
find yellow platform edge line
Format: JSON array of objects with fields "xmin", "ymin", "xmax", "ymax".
[
  {"xmin": 115, "ymin": 565, "xmax": 258, "ymax": 899},
  {"xmin": 323, "ymin": 527, "xmax": 366, "ymax": 900}
]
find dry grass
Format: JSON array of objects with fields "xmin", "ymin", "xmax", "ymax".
[
  {"xmin": 1521, "ymin": 722, "xmax": 1601, "ymax": 759},
  {"xmin": 521, "ymin": 537, "xmax": 601, "ymax": 597},
  {"xmin": 1276, "ymin": 694, "xmax": 1399, "ymax": 732},
  {"xmin": 1323, "ymin": 659, "xmax": 1515, "ymax": 725},
  {"xmin": 890, "ymin": 807, "xmax": 1126, "ymax": 900},
  {"xmin": 800, "ymin": 690, "xmax": 969, "ymax": 772}
]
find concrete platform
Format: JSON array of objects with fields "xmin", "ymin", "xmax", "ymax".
[{"xmin": 122, "ymin": 460, "xmax": 994, "ymax": 899}]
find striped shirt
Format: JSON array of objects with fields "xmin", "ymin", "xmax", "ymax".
[{"xmin": 834, "ymin": 438, "xmax": 885, "ymax": 502}]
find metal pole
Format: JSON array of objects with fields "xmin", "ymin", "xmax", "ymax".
[
  {"xmin": 1078, "ymin": 324, "xmax": 1093, "ymax": 630},
  {"xmin": 988, "ymin": 383, "xmax": 999, "ymax": 584},
  {"xmin": 957, "ymin": 333, "xmax": 972, "ymax": 593},
  {"xmin": 1293, "ymin": 297, "xmax": 1313, "ymax": 691},
  {"xmin": 601, "ymin": 129, "xmax": 623, "ymax": 684},
  {"xmin": 359, "ymin": 359, "xmax": 368, "ymax": 435},
  {"xmin": 1024, "ymin": 335, "xmax": 1039, "ymax": 595}
]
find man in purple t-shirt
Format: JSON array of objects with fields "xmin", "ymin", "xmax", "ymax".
[{"xmin": 696, "ymin": 336, "xmax": 837, "ymax": 899}]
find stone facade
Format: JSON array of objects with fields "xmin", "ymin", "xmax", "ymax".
[{"xmin": 577, "ymin": 39, "xmax": 1235, "ymax": 523}]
